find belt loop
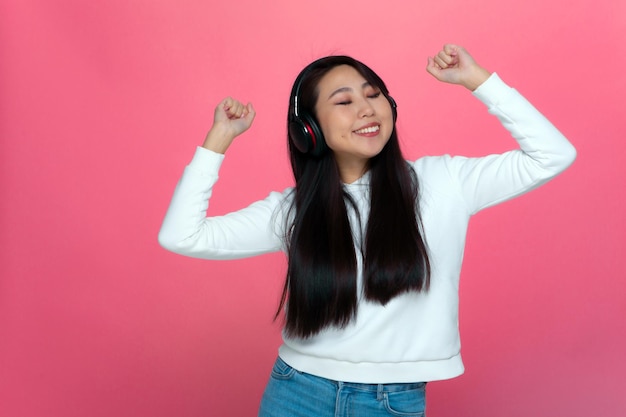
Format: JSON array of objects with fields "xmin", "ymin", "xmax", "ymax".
[{"xmin": 376, "ymin": 384, "xmax": 384, "ymax": 401}]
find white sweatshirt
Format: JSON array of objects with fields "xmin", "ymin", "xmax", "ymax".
[{"xmin": 158, "ymin": 74, "xmax": 576, "ymax": 383}]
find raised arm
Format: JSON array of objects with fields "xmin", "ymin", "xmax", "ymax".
[
  {"xmin": 422, "ymin": 44, "xmax": 577, "ymax": 213},
  {"xmin": 158, "ymin": 97, "xmax": 286, "ymax": 260}
]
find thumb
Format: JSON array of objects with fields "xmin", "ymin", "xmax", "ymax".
[
  {"xmin": 451, "ymin": 45, "xmax": 477, "ymax": 68},
  {"xmin": 443, "ymin": 44, "xmax": 460, "ymax": 57}
]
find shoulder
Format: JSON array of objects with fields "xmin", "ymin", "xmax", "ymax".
[
  {"xmin": 411, "ymin": 154, "xmax": 460, "ymax": 179},
  {"xmin": 410, "ymin": 155, "xmax": 473, "ymax": 201}
]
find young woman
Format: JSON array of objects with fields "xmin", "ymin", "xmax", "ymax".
[{"xmin": 158, "ymin": 44, "xmax": 576, "ymax": 416}]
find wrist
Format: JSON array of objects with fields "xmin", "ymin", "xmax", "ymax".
[
  {"xmin": 463, "ymin": 66, "xmax": 492, "ymax": 91},
  {"xmin": 202, "ymin": 125, "xmax": 235, "ymax": 154}
]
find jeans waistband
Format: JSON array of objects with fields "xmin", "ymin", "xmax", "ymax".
[
  {"xmin": 334, "ymin": 380, "xmax": 426, "ymax": 393},
  {"xmin": 278, "ymin": 356, "xmax": 426, "ymax": 393}
]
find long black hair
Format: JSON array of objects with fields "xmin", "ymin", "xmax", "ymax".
[{"xmin": 277, "ymin": 56, "xmax": 430, "ymax": 338}]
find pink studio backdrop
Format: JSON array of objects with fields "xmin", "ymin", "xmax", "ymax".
[{"xmin": 1, "ymin": 0, "xmax": 625, "ymax": 416}]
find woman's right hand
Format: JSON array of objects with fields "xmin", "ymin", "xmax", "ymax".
[{"xmin": 202, "ymin": 97, "xmax": 256, "ymax": 154}]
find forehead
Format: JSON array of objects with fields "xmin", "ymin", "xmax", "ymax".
[{"xmin": 316, "ymin": 65, "xmax": 369, "ymax": 92}]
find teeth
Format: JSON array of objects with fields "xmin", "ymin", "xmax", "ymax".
[{"xmin": 354, "ymin": 125, "xmax": 380, "ymax": 134}]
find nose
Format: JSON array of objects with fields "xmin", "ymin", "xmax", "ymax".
[{"xmin": 358, "ymin": 97, "xmax": 374, "ymax": 118}]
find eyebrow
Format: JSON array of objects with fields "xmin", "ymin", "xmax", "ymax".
[{"xmin": 327, "ymin": 81, "xmax": 372, "ymax": 100}]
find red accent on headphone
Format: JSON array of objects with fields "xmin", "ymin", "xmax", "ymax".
[{"xmin": 303, "ymin": 120, "xmax": 316, "ymax": 148}]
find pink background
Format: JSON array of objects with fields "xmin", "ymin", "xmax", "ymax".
[{"xmin": 1, "ymin": 0, "xmax": 625, "ymax": 416}]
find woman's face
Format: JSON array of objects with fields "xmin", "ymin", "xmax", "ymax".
[{"xmin": 314, "ymin": 65, "xmax": 394, "ymax": 178}]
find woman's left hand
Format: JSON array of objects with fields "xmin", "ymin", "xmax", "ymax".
[{"xmin": 426, "ymin": 44, "xmax": 491, "ymax": 91}]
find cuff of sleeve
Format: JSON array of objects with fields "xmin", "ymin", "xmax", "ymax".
[
  {"xmin": 187, "ymin": 146, "xmax": 225, "ymax": 176},
  {"xmin": 472, "ymin": 72, "xmax": 515, "ymax": 108}
]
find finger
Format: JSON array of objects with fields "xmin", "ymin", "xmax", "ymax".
[
  {"xmin": 220, "ymin": 97, "xmax": 236, "ymax": 117},
  {"xmin": 245, "ymin": 103, "xmax": 255, "ymax": 121},
  {"xmin": 234, "ymin": 102, "xmax": 245, "ymax": 118},
  {"xmin": 221, "ymin": 96, "xmax": 235, "ymax": 111},
  {"xmin": 426, "ymin": 57, "xmax": 444, "ymax": 80},
  {"xmin": 238, "ymin": 102, "xmax": 253, "ymax": 120},
  {"xmin": 242, "ymin": 103, "xmax": 256, "ymax": 127},
  {"xmin": 443, "ymin": 44, "xmax": 459, "ymax": 57},
  {"xmin": 225, "ymin": 100, "xmax": 245, "ymax": 119},
  {"xmin": 214, "ymin": 97, "xmax": 232, "ymax": 122},
  {"xmin": 437, "ymin": 49, "xmax": 455, "ymax": 63},
  {"xmin": 433, "ymin": 54, "xmax": 451, "ymax": 69},
  {"xmin": 427, "ymin": 56, "xmax": 442, "ymax": 70},
  {"xmin": 439, "ymin": 49, "xmax": 460, "ymax": 67}
]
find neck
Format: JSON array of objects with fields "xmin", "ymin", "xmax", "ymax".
[{"xmin": 336, "ymin": 158, "xmax": 369, "ymax": 184}]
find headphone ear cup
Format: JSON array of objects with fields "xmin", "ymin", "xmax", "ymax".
[
  {"xmin": 289, "ymin": 112, "xmax": 327, "ymax": 156},
  {"xmin": 388, "ymin": 96, "xmax": 397, "ymax": 122},
  {"xmin": 289, "ymin": 117, "xmax": 312, "ymax": 154},
  {"xmin": 302, "ymin": 113, "xmax": 326, "ymax": 156}
]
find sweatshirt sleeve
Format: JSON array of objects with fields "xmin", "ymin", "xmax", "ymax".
[
  {"xmin": 158, "ymin": 146, "xmax": 287, "ymax": 260},
  {"xmin": 444, "ymin": 73, "xmax": 577, "ymax": 214}
]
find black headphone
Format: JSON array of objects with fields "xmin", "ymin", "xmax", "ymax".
[{"xmin": 288, "ymin": 59, "xmax": 397, "ymax": 157}]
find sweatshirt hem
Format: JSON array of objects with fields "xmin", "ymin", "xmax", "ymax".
[{"xmin": 278, "ymin": 345, "xmax": 465, "ymax": 384}]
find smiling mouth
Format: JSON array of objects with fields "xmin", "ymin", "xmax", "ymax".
[{"xmin": 353, "ymin": 125, "xmax": 380, "ymax": 134}]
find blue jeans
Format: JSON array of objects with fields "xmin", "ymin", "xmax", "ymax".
[{"xmin": 258, "ymin": 357, "xmax": 426, "ymax": 417}]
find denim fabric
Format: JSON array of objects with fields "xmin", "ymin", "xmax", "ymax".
[{"xmin": 258, "ymin": 357, "xmax": 426, "ymax": 417}]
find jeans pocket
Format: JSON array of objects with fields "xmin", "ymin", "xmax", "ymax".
[
  {"xmin": 270, "ymin": 357, "xmax": 297, "ymax": 380},
  {"xmin": 383, "ymin": 384, "xmax": 426, "ymax": 417}
]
